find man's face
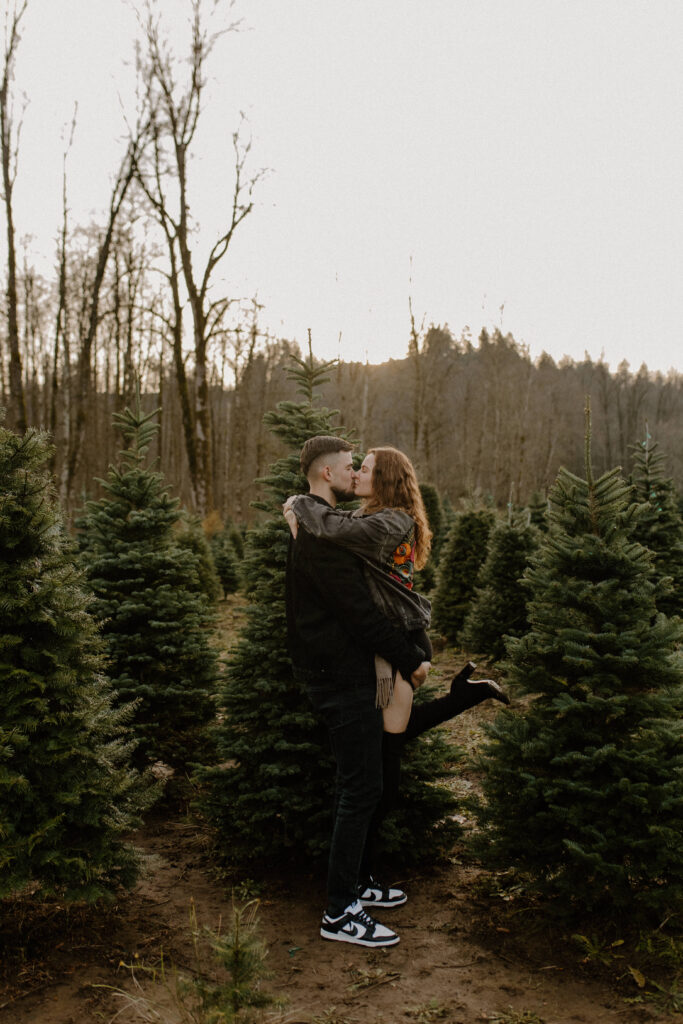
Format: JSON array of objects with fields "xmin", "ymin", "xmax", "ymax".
[{"xmin": 328, "ymin": 450, "xmax": 356, "ymax": 501}]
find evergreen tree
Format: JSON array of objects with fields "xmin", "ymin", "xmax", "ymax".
[
  {"xmin": 472, "ymin": 412, "xmax": 683, "ymax": 920},
  {"xmin": 209, "ymin": 522, "xmax": 242, "ymax": 597},
  {"xmin": 461, "ymin": 512, "xmax": 539, "ymax": 660},
  {"xmin": 527, "ymin": 490, "xmax": 549, "ymax": 531},
  {"xmin": 432, "ymin": 507, "xmax": 496, "ymax": 643},
  {"xmin": 415, "ymin": 482, "xmax": 444, "ymax": 593},
  {"xmin": 629, "ymin": 429, "xmax": 683, "ymax": 618},
  {"xmin": 77, "ymin": 394, "xmax": 219, "ymax": 769},
  {"xmin": 441, "ymin": 495, "xmax": 456, "ymax": 531},
  {"xmin": 200, "ymin": 348, "xmax": 459, "ymax": 865},
  {"xmin": 176, "ymin": 514, "xmax": 223, "ymax": 604},
  {"xmin": 229, "ymin": 523, "xmax": 246, "ymax": 561},
  {"xmin": 0, "ymin": 426, "xmax": 152, "ymax": 900}
]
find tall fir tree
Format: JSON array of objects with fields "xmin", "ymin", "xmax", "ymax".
[
  {"xmin": 472, "ymin": 409, "xmax": 683, "ymax": 920},
  {"xmin": 77, "ymin": 394, "xmax": 219, "ymax": 769},
  {"xmin": 0, "ymin": 425, "xmax": 153, "ymax": 900},
  {"xmin": 200, "ymin": 348, "xmax": 459, "ymax": 865},
  {"xmin": 629, "ymin": 428, "xmax": 683, "ymax": 618},
  {"xmin": 432, "ymin": 507, "xmax": 496, "ymax": 643},
  {"xmin": 461, "ymin": 512, "xmax": 539, "ymax": 661}
]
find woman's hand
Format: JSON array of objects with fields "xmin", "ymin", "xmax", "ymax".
[
  {"xmin": 282, "ymin": 501, "xmax": 299, "ymax": 538},
  {"xmin": 410, "ymin": 661, "xmax": 431, "ymax": 690}
]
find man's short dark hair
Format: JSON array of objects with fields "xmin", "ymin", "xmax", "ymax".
[{"xmin": 300, "ymin": 435, "xmax": 353, "ymax": 476}]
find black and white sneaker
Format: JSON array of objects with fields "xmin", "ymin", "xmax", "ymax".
[
  {"xmin": 320, "ymin": 900, "xmax": 400, "ymax": 947},
  {"xmin": 358, "ymin": 876, "xmax": 407, "ymax": 908}
]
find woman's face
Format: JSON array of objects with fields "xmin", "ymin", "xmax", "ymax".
[{"xmin": 353, "ymin": 452, "xmax": 375, "ymax": 499}]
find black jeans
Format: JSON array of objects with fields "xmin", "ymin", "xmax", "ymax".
[{"xmin": 307, "ymin": 676, "xmax": 383, "ymax": 917}]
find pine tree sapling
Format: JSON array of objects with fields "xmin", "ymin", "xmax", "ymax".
[
  {"xmin": 77, "ymin": 393, "xmax": 220, "ymax": 769},
  {"xmin": 200, "ymin": 348, "xmax": 459, "ymax": 865},
  {"xmin": 461, "ymin": 514, "xmax": 539, "ymax": 660},
  {"xmin": 0, "ymin": 426, "xmax": 152, "ymax": 900},
  {"xmin": 432, "ymin": 507, "xmax": 496, "ymax": 643},
  {"xmin": 473, "ymin": 411, "xmax": 683, "ymax": 920},
  {"xmin": 630, "ymin": 429, "xmax": 683, "ymax": 618}
]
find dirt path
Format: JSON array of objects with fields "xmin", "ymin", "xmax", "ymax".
[
  {"xmin": 0, "ymin": 708, "xmax": 671, "ymax": 1024},
  {"xmin": 0, "ymin": 624, "xmax": 674, "ymax": 1024}
]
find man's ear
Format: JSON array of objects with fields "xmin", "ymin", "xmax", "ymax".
[{"xmin": 321, "ymin": 464, "xmax": 333, "ymax": 482}]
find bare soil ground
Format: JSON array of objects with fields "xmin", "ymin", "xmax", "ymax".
[{"xmin": 0, "ymin": 609, "xmax": 678, "ymax": 1024}]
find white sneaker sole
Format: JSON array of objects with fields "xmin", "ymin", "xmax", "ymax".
[
  {"xmin": 320, "ymin": 927, "xmax": 400, "ymax": 947},
  {"xmin": 358, "ymin": 894, "xmax": 407, "ymax": 908}
]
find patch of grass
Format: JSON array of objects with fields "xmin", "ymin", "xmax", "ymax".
[
  {"xmin": 571, "ymin": 932, "xmax": 625, "ymax": 967},
  {"xmin": 310, "ymin": 1010, "xmax": 360, "ymax": 1024},
  {"xmin": 232, "ymin": 878, "xmax": 262, "ymax": 902},
  {"xmin": 644, "ymin": 979, "xmax": 683, "ymax": 1014},
  {"xmin": 636, "ymin": 927, "xmax": 683, "ymax": 973},
  {"xmin": 344, "ymin": 965, "xmax": 400, "ymax": 992},
  {"xmin": 404, "ymin": 998, "xmax": 451, "ymax": 1021},
  {"xmin": 486, "ymin": 1010, "xmax": 546, "ymax": 1024},
  {"xmin": 98, "ymin": 898, "xmax": 282, "ymax": 1023}
]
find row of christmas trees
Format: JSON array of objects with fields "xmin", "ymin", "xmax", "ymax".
[
  {"xmin": 2, "ymin": 352, "xmax": 682, "ymax": 924},
  {"xmin": 424, "ymin": 426, "xmax": 683, "ymax": 660},
  {"xmin": 0, "ymin": 361, "xmax": 459, "ymax": 903},
  {"xmin": 0, "ymin": 392, "xmax": 233, "ymax": 900}
]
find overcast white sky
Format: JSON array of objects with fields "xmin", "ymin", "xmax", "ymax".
[{"xmin": 9, "ymin": 0, "xmax": 683, "ymax": 373}]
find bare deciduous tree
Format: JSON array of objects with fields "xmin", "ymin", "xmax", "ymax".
[
  {"xmin": 134, "ymin": 0, "xmax": 264, "ymax": 516},
  {"xmin": 0, "ymin": 0, "xmax": 27, "ymax": 431},
  {"xmin": 61, "ymin": 134, "xmax": 145, "ymax": 505}
]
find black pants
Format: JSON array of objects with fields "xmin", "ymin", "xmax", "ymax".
[{"xmin": 307, "ymin": 676, "xmax": 383, "ymax": 917}]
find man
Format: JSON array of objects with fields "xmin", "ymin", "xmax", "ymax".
[{"xmin": 285, "ymin": 435, "xmax": 430, "ymax": 948}]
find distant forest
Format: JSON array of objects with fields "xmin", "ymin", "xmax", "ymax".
[
  {"xmin": 3, "ymin": 319, "xmax": 681, "ymax": 524},
  {"xmin": 0, "ymin": 2, "xmax": 680, "ymax": 523}
]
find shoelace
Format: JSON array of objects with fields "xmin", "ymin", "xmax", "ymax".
[{"xmin": 354, "ymin": 906, "xmax": 377, "ymax": 928}]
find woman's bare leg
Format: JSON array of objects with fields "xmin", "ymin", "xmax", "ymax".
[{"xmin": 382, "ymin": 673, "xmax": 414, "ymax": 733}]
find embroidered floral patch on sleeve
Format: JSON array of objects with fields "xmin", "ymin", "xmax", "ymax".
[{"xmin": 388, "ymin": 530, "xmax": 416, "ymax": 589}]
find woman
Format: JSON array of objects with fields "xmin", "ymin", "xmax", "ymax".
[{"xmin": 284, "ymin": 446, "xmax": 508, "ymax": 733}]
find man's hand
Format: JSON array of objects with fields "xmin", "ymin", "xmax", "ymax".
[{"xmin": 410, "ymin": 661, "xmax": 431, "ymax": 690}]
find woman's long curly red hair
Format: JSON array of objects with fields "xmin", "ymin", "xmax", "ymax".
[{"xmin": 361, "ymin": 446, "xmax": 432, "ymax": 570}]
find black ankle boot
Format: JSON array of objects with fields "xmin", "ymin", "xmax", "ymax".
[
  {"xmin": 450, "ymin": 663, "xmax": 510, "ymax": 708},
  {"xmin": 450, "ymin": 661, "xmax": 477, "ymax": 691}
]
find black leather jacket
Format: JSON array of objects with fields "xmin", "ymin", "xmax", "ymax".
[
  {"xmin": 285, "ymin": 496, "xmax": 427, "ymax": 683},
  {"xmin": 289, "ymin": 495, "xmax": 431, "ymax": 631}
]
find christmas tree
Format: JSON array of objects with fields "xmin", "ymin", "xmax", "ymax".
[
  {"xmin": 527, "ymin": 490, "xmax": 549, "ymax": 532},
  {"xmin": 208, "ymin": 521, "xmax": 242, "ymax": 597},
  {"xmin": 414, "ymin": 482, "xmax": 445, "ymax": 593},
  {"xmin": 0, "ymin": 425, "xmax": 152, "ymax": 900},
  {"xmin": 176, "ymin": 514, "xmax": 223, "ymax": 604},
  {"xmin": 461, "ymin": 511, "xmax": 539, "ymax": 660},
  {"xmin": 629, "ymin": 428, "xmax": 683, "ymax": 618},
  {"xmin": 200, "ymin": 346, "xmax": 459, "ymax": 865},
  {"xmin": 76, "ymin": 393, "xmax": 219, "ymax": 769},
  {"xmin": 472, "ymin": 407, "xmax": 683, "ymax": 920},
  {"xmin": 432, "ymin": 507, "xmax": 496, "ymax": 643}
]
